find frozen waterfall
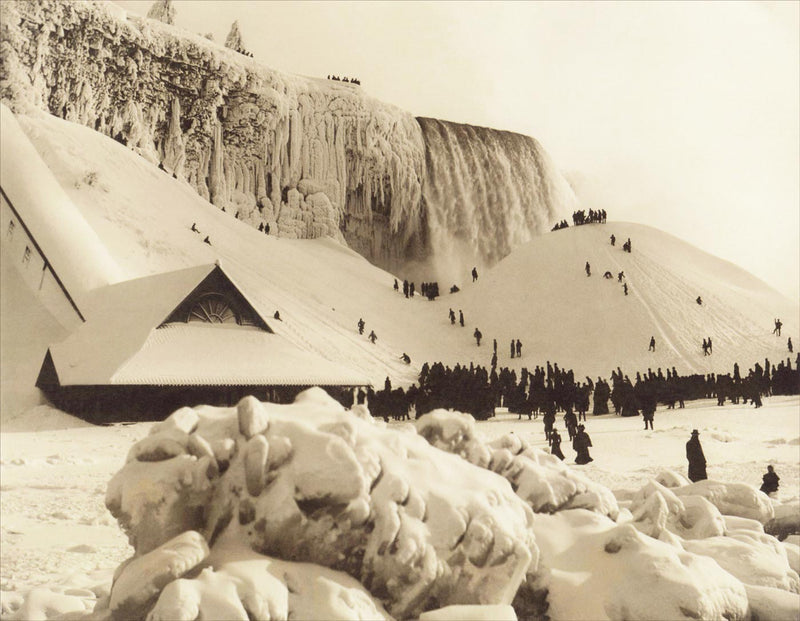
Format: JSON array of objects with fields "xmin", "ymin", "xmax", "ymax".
[{"xmin": 415, "ymin": 118, "xmax": 575, "ymax": 283}]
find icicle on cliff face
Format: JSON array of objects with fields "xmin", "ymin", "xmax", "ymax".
[
  {"xmin": 414, "ymin": 118, "xmax": 575, "ymax": 283},
  {"xmin": 0, "ymin": 0, "xmax": 573, "ymax": 282}
]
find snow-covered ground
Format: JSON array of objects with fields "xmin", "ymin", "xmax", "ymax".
[
  {"xmin": 1, "ymin": 99, "xmax": 798, "ymax": 620},
  {"xmin": 2, "ymin": 109, "xmax": 797, "ymax": 420},
  {"xmin": 1, "ymin": 396, "xmax": 797, "ymax": 619}
]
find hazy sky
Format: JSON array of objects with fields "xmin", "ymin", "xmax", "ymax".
[{"xmin": 115, "ymin": 1, "xmax": 799, "ymax": 299}]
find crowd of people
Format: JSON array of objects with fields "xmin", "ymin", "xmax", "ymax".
[
  {"xmin": 327, "ymin": 75, "xmax": 361, "ymax": 85},
  {"xmin": 365, "ymin": 355, "xmax": 800, "ymax": 428},
  {"xmin": 572, "ymin": 209, "xmax": 607, "ymax": 225},
  {"xmin": 420, "ymin": 282, "xmax": 440, "ymax": 300}
]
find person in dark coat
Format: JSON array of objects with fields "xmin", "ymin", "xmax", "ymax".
[
  {"xmin": 394, "ymin": 278, "xmax": 399, "ymax": 292},
  {"xmin": 516, "ymin": 339, "xmax": 522, "ymax": 358},
  {"xmin": 474, "ymin": 328, "xmax": 482, "ymax": 346},
  {"xmin": 550, "ymin": 429, "xmax": 565, "ymax": 461},
  {"xmin": 459, "ymin": 310, "xmax": 464, "ymax": 327},
  {"xmin": 358, "ymin": 318, "xmax": 365, "ymax": 335},
  {"xmin": 686, "ymin": 430, "xmax": 707, "ymax": 482},
  {"xmin": 610, "ymin": 234, "xmax": 615, "ymax": 246},
  {"xmin": 642, "ymin": 402, "xmax": 655, "ymax": 430},
  {"xmin": 759, "ymin": 465, "xmax": 779, "ymax": 495},
  {"xmin": 449, "ymin": 308, "xmax": 456, "ymax": 325},
  {"xmin": 543, "ymin": 410, "xmax": 555, "ymax": 443},
  {"xmin": 510, "ymin": 339, "xmax": 515, "ymax": 359},
  {"xmin": 368, "ymin": 330, "xmax": 377, "ymax": 344},
  {"xmin": 573, "ymin": 424, "xmax": 593, "ymax": 464},
  {"xmin": 203, "ymin": 236, "xmax": 212, "ymax": 245},
  {"xmin": 649, "ymin": 336, "xmax": 656, "ymax": 352},
  {"xmin": 696, "ymin": 296, "xmax": 702, "ymax": 305},
  {"xmin": 564, "ymin": 409, "xmax": 578, "ymax": 440},
  {"xmin": 585, "ymin": 261, "xmax": 591, "ymax": 277},
  {"xmin": 472, "ymin": 267, "xmax": 478, "ymax": 282},
  {"xmin": 789, "ymin": 338, "xmax": 793, "ymax": 354}
]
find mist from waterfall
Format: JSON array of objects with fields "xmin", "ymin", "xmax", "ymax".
[{"xmin": 413, "ymin": 117, "xmax": 575, "ymax": 286}]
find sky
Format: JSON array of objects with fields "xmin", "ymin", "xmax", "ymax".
[{"xmin": 114, "ymin": 1, "xmax": 800, "ymax": 300}]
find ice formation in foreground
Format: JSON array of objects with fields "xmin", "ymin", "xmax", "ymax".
[
  {"xmin": 103, "ymin": 390, "xmax": 540, "ymax": 619},
  {"xmin": 13, "ymin": 394, "xmax": 795, "ymax": 620}
]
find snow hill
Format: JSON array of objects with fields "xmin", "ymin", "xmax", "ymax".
[{"xmin": 2, "ymin": 109, "xmax": 797, "ymax": 418}]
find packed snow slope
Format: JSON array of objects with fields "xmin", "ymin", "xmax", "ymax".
[
  {"xmin": 3, "ymin": 109, "xmax": 797, "ymax": 420},
  {"xmin": 0, "ymin": 0, "xmax": 573, "ymax": 277}
]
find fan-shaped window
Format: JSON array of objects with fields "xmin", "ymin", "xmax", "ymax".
[{"xmin": 187, "ymin": 294, "xmax": 239, "ymax": 324}]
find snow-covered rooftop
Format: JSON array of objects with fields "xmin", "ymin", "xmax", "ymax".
[
  {"xmin": 112, "ymin": 323, "xmax": 370, "ymax": 386},
  {"xmin": 47, "ymin": 263, "xmax": 370, "ymax": 388}
]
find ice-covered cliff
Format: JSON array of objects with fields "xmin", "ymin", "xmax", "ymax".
[
  {"xmin": 0, "ymin": 0, "xmax": 573, "ymax": 275},
  {"xmin": 418, "ymin": 118, "xmax": 575, "ymax": 282}
]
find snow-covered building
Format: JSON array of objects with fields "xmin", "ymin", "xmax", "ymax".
[{"xmin": 36, "ymin": 262, "xmax": 371, "ymax": 420}]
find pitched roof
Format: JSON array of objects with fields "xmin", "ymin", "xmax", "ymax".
[
  {"xmin": 111, "ymin": 323, "xmax": 369, "ymax": 386},
  {"xmin": 47, "ymin": 263, "xmax": 370, "ymax": 387}
]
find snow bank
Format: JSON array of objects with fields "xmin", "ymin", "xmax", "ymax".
[
  {"xmin": 416, "ymin": 409, "xmax": 619, "ymax": 519},
  {"xmin": 673, "ymin": 479, "xmax": 775, "ymax": 523},
  {"xmin": 102, "ymin": 390, "xmax": 540, "ymax": 619},
  {"xmin": 534, "ymin": 510, "xmax": 750, "ymax": 621}
]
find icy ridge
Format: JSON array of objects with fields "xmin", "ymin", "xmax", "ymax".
[{"xmin": 0, "ymin": 0, "xmax": 572, "ymax": 274}]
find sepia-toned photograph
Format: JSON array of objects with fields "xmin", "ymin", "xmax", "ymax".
[{"xmin": 1, "ymin": 1, "xmax": 798, "ymax": 619}]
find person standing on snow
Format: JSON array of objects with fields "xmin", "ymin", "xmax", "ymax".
[
  {"xmin": 474, "ymin": 328, "xmax": 482, "ymax": 347},
  {"xmin": 649, "ymin": 336, "xmax": 656, "ymax": 352},
  {"xmin": 368, "ymin": 330, "xmax": 377, "ymax": 344},
  {"xmin": 686, "ymin": 430, "xmax": 707, "ymax": 482},
  {"xmin": 573, "ymin": 424, "xmax": 593, "ymax": 464},
  {"xmin": 472, "ymin": 267, "xmax": 478, "ymax": 282},
  {"xmin": 550, "ymin": 429, "xmax": 565, "ymax": 460},
  {"xmin": 459, "ymin": 310, "xmax": 464, "ymax": 327},
  {"xmin": 585, "ymin": 261, "xmax": 591, "ymax": 277},
  {"xmin": 760, "ymin": 465, "xmax": 779, "ymax": 495}
]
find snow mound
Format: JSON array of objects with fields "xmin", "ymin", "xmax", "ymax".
[
  {"xmin": 673, "ymin": 479, "xmax": 775, "ymax": 523},
  {"xmin": 683, "ymin": 532, "xmax": 800, "ymax": 594},
  {"xmin": 103, "ymin": 391, "xmax": 539, "ymax": 619},
  {"xmin": 534, "ymin": 510, "xmax": 750, "ymax": 621},
  {"xmin": 766, "ymin": 500, "xmax": 800, "ymax": 541},
  {"xmin": 416, "ymin": 409, "xmax": 619, "ymax": 519},
  {"xmin": 146, "ymin": 535, "xmax": 392, "ymax": 621},
  {"xmin": 629, "ymin": 480, "xmax": 726, "ymax": 541}
]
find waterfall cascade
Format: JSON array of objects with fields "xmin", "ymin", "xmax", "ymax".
[
  {"xmin": 416, "ymin": 118, "xmax": 575, "ymax": 282},
  {"xmin": 0, "ymin": 0, "xmax": 574, "ymax": 283}
]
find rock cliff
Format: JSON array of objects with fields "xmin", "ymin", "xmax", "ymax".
[{"xmin": 0, "ymin": 0, "xmax": 573, "ymax": 275}]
